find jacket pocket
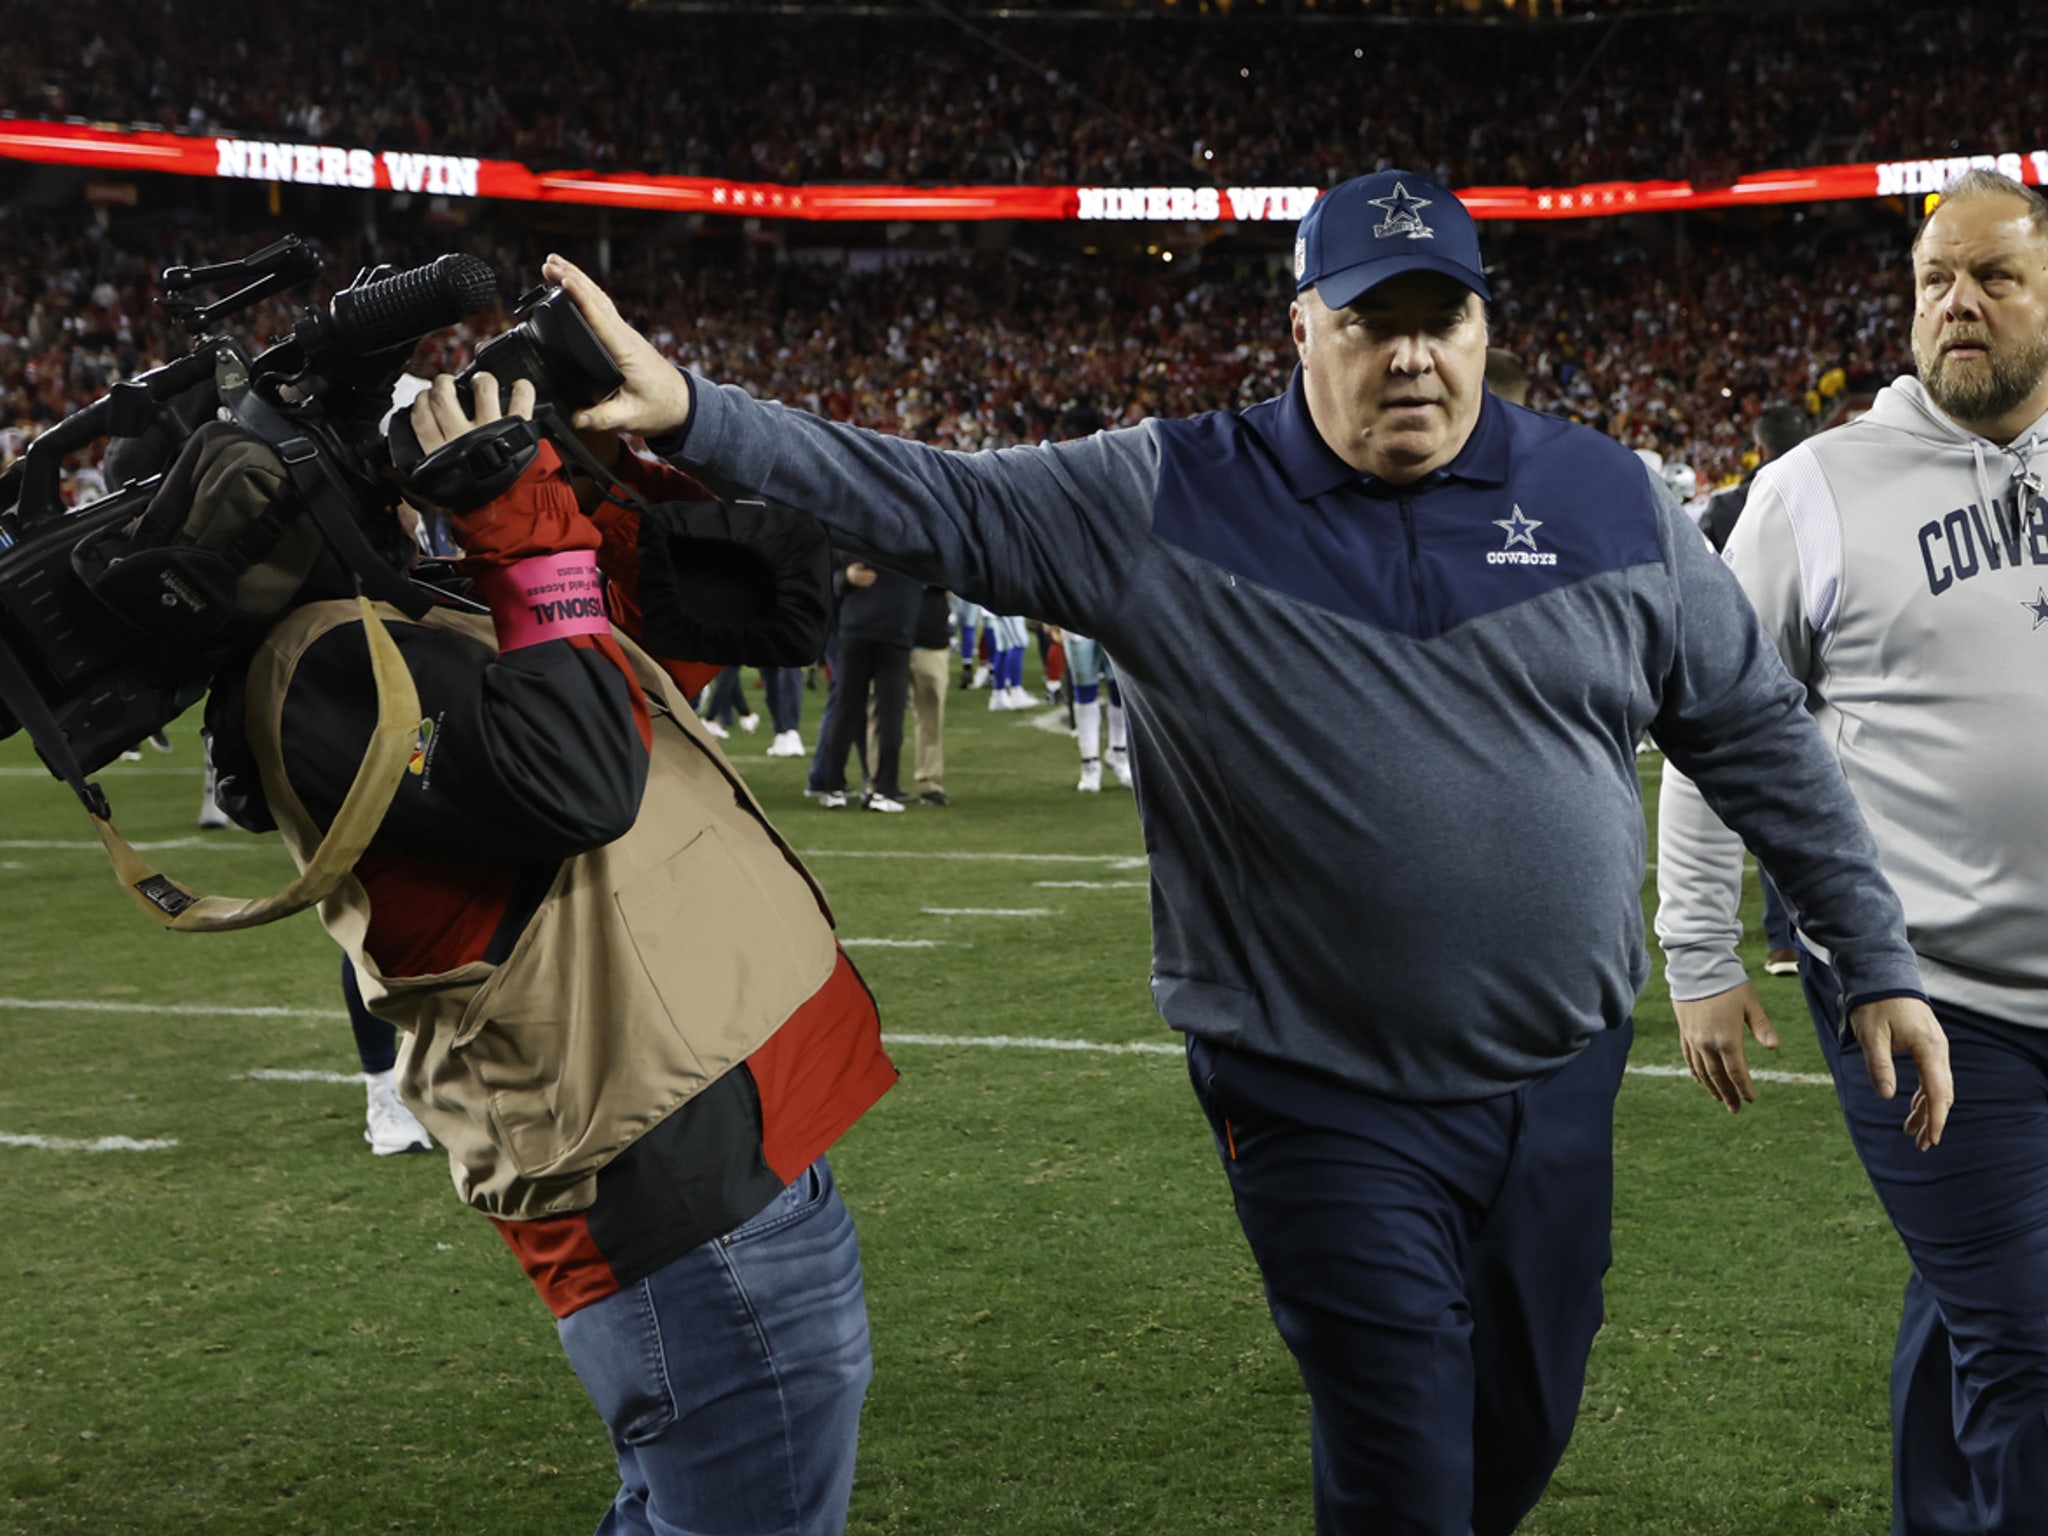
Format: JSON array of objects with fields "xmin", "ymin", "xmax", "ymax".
[{"xmin": 614, "ymin": 820, "xmax": 835, "ymax": 1069}]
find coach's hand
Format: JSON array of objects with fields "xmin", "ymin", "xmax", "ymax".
[
  {"xmin": 541, "ymin": 253, "xmax": 693, "ymax": 440},
  {"xmin": 1846, "ymin": 996, "xmax": 1952, "ymax": 1151},
  {"xmin": 1675, "ymin": 981, "xmax": 1779, "ymax": 1114}
]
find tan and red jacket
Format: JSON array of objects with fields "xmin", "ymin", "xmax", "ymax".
[{"xmin": 235, "ymin": 444, "xmax": 895, "ymax": 1318}]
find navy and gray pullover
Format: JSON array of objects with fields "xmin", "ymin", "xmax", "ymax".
[{"xmin": 656, "ymin": 370, "xmax": 1922, "ymax": 1101}]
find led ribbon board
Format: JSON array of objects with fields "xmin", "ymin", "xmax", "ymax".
[{"xmin": 3, "ymin": 119, "xmax": 2044, "ymax": 222}]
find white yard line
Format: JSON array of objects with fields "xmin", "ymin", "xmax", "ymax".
[
  {"xmin": 875, "ymin": 1033, "xmax": 1835, "ymax": 1085},
  {"xmin": 1625, "ymin": 1061, "xmax": 1833, "ymax": 1087},
  {"xmin": 0, "ymin": 997, "xmax": 345, "ymax": 1021},
  {"xmin": 795, "ymin": 849, "xmax": 1141, "ymax": 864},
  {"xmin": 921, "ymin": 907, "xmax": 1057, "ymax": 917},
  {"xmin": 0, "ymin": 766, "xmax": 203, "ymax": 778},
  {"xmin": 1033, "ymin": 880, "xmax": 1146, "ymax": 890},
  {"xmin": 885, "ymin": 1031, "xmax": 1182, "ymax": 1057},
  {"xmin": 1, "ymin": 838, "xmax": 1749, "ymax": 882},
  {"xmin": 0, "ymin": 836, "xmax": 279, "ymax": 853},
  {"xmin": 840, "ymin": 938, "xmax": 948, "ymax": 949},
  {"xmin": 0, "ymin": 1132, "xmax": 178, "ymax": 1152},
  {"xmin": 2, "ymin": 1002, "xmax": 1834, "ymax": 1091}
]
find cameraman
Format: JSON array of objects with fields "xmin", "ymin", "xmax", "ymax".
[{"xmin": 215, "ymin": 372, "xmax": 896, "ymax": 1536}]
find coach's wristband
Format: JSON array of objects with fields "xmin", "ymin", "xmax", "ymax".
[{"xmin": 475, "ymin": 550, "xmax": 611, "ymax": 651}]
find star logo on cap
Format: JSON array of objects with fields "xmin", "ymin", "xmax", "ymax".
[
  {"xmin": 2025, "ymin": 588, "xmax": 2048, "ymax": 629},
  {"xmin": 1369, "ymin": 181, "xmax": 1435, "ymax": 241},
  {"xmin": 1494, "ymin": 506, "xmax": 1543, "ymax": 550}
]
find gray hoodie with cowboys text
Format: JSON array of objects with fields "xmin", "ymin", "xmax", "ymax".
[{"xmin": 1659, "ymin": 377, "xmax": 2048, "ymax": 1026}]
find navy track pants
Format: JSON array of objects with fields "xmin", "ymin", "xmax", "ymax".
[{"xmin": 1188, "ymin": 1023, "xmax": 1632, "ymax": 1536}]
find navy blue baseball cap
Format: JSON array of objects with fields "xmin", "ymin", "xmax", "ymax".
[{"xmin": 1293, "ymin": 170, "xmax": 1491, "ymax": 308}]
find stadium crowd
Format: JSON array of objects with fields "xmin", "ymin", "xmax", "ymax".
[
  {"xmin": 2, "ymin": 1, "xmax": 2040, "ymax": 189},
  {"xmin": 0, "ymin": 208, "xmax": 1911, "ymax": 495}
]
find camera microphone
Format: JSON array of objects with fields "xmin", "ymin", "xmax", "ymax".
[{"xmin": 315, "ymin": 254, "xmax": 500, "ymax": 359}]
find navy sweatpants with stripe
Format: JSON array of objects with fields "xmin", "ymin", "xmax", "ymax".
[
  {"xmin": 1803, "ymin": 956, "xmax": 2048, "ymax": 1536},
  {"xmin": 1188, "ymin": 1023, "xmax": 1632, "ymax": 1536}
]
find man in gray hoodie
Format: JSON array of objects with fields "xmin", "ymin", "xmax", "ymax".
[
  {"xmin": 533, "ymin": 171, "xmax": 1950, "ymax": 1536},
  {"xmin": 1658, "ymin": 169, "xmax": 2048, "ymax": 1535}
]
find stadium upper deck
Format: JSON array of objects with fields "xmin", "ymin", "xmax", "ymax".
[{"xmin": 3, "ymin": 1, "xmax": 2040, "ymax": 191}]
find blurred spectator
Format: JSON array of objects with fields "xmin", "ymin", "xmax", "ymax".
[{"xmin": 1484, "ymin": 347, "xmax": 1531, "ymax": 406}]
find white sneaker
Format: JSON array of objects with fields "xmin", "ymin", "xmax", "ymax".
[
  {"xmin": 739, "ymin": 713, "xmax": 761, "ymax": 734},
  {"xmin": 862, "ymin": 792, "xmax": 907, "ymax": 813},
  {"xmin": 817, "ymin": 790, "xmax": 849, "ymax": 809},
  {"xmin": 765, "ymin": 730, "xmax": 804, "ymax": 757},
  {"xmin": 1078, "ymin": 760, "xmax": 1102, "ymax": 793},
  {"xmin": 970, "ymin": 664, "xmax": 992, "ymax": 690},
  {"xmin": 703, "ymin": 719, "xmax": 730, "ymax": 739},
  {"xmin": 1107, "ymin": 750, "xmax": 1134, "ymax": 788},
  {"xmin": 364, "ymin": 1072, "xmax": 432, "ymax": 1156},
  {"xmin": 198, "ymin": 766, "xmax": 232, "ymax": 830}
]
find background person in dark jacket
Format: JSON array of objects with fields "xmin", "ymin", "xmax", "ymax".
[
  {"xmin": 1697, "ymin": 401, "xmax": 1811, "ymax": 553},
  {"xmin": 813, "ymin": 557, "xmax": 918, "ymax": 811},
  {"xmin": 879, "ymin": 584, "xmax": 953, "ymax": 805}
]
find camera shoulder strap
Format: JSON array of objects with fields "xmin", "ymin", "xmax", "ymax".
[
  {"xmin": 0, "ymin": 632, "xmax": 110, "ymax": 819},
  {"xmin": 91, "ymin": 593, "xmax": 421, "ymax": 932}
]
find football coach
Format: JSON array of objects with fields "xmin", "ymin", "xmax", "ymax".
[{"xmin": 527, "ymin": 171, "xmax": 1951, "ymax": 1535}]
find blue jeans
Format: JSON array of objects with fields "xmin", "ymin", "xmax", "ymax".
[
  {"xmin": 556, "ymin": 1158, "xmax": 871, "ymax": 1536},
  {"xmin": 1803, "ymin": 960, "xmax": 2048, "ymax": 1536},
  {"xmin": 1758, "ymin": 866, "xmax": 1795, "ymax": 951},
  {"xmin": 762, "ymin": 668, "xmax": 803, "ymax": 735},
  {"xmin": 704, "ymin": 667, "xmax": 753, "ymax": 728},
  {"xmin": 1188, "ymin": 1025, "xmax": 1633, "ymax": 1536}
]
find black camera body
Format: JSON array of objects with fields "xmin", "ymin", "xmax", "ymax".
[
  {"xmin": 387, "ymin": 283, "xmax": 624, "ymax": 472},
  {"xmin": 464, "ymin": 282, "xmax": 625, "ymax": 419},
  {"xmin": 0, "ymin": 473, "xmax": 206, "ymax": 777},
  {"xmin": 0, "ymin": 242, "xmax": 524, "ymax": 788}
]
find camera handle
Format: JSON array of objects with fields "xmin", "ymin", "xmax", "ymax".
[
  {"xmin": 1, "ymin": 349, "xmax": 225, "ymax": 530},
  {"xmin": 160, "ymin": 235, "xmax": 323, "ymax": 333}
]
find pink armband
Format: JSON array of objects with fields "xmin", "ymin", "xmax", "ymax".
[{"xmin": 476, "ymin": 551, "xmax": 611, "ymax": 651}]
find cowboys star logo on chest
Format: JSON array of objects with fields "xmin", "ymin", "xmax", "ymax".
[{"xmin": 1486, "ymin": 505, "xmax": 1559, "ymax": 567}]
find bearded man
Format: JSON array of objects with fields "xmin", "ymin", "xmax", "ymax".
[{"xmin": 1658, "ymin": 168, "xmax": 2048, "ymax": 1535}]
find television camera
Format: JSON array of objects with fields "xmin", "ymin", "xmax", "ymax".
[{"xmin": 0, "ymin": 237, "xmax": 630, "ymax": 795}]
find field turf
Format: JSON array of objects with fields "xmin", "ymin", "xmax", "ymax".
[{"xmin": 0, "ymin": 673, "xmax": 1904, "ymax": 1534}]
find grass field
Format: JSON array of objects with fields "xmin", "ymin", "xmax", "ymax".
[{"xmin": 0, "ymin": 668, "xmax": 1908, "ymax": 1535}]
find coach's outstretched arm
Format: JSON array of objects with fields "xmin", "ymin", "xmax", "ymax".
[{"xmin": 541, "ymin": 255, "xmax": 1156, "ymax": 641}]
